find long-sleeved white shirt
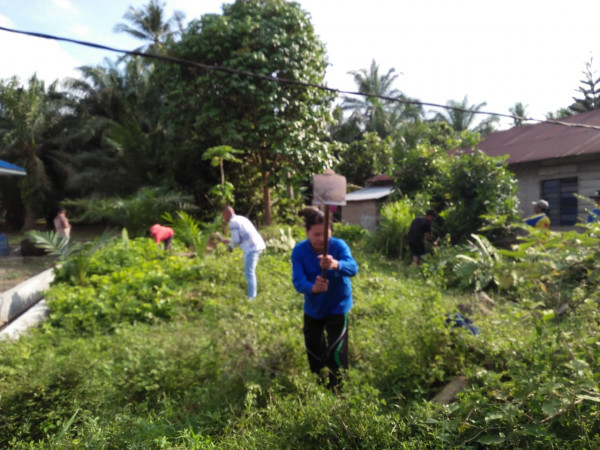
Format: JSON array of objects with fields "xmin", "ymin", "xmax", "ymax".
[{"xmin": 228, "ymin": 214, "xmax": 266, "ymax": 254}]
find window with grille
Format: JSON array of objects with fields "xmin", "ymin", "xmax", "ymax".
[{"xmin": 541, "ymin": 177, "xmax": 578, "ymax": 226}]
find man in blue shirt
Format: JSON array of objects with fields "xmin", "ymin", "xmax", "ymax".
[
  {"xmin": 587, "ymin": 190, "xmax": 600, "ymax": 223},
  {"xmin": 292, "ymin": 209, "xmax": 358, "ymax": 390}
]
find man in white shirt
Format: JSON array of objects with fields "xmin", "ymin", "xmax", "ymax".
[{"xmin": 221, "ymin": 206, "xmax": 266, "ymax": 300}]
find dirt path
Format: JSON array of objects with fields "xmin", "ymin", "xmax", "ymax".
[{"xmin": 0, "ymin": 255, "xmax": 55, "ymax": 292}]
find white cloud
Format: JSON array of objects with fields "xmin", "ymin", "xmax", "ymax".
[
  {"xmin": 70, "ymin": 25, "xmax": 91, "ymax": 38},
  {"xmin": 0, "ymin": 13, "xmax": 14, "ymax": 28},
  {"xmin": 52, "ymin": 0, "xmax": 75, "ymax": 11},
  {"xmin": 0, "ymin": 28, "xmax": 82, "ymax": 84}
]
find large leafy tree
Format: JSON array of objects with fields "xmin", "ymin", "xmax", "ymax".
[
  {"xmin": 335, "ymin": 132, "xmax": 394, "ymax": 186},
  {"xmin": 433, "ymin": 96, "xmax": 498, "ymax": 134},
  {"xmin": 0, "ymin": 75, "xmax": 72, "ymax": 229},
  {"xmin": 157, "ymin": 0, "xmax": 336, "ymax": 224},
  {"xmin": 114, "ymin": 0, "xmax": 185, "ymax": 53}
]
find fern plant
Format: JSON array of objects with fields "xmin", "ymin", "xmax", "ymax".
[
  {"xmin": 161, "ymin": 210, "xmax": 214, "ymax": 258},
  {"xmin": 27, "ymin": 229, "xmax": 115, "ymax": 285},
  {"xmin": 26, "ymin": 230, "xmax": 80, "ymax": 260}
]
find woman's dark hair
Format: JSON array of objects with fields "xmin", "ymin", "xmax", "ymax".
[
  {"xmin": 146, "ymin": 228, "xmax": 153, "ymax": 238},
  {"xmin": 299, "ymin": 207, "xmax": 331, "ymax": 231}
]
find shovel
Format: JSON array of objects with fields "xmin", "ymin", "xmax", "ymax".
[{"xmin": 312, "ymin": 170, "xmax": 346, "ymax": 277}]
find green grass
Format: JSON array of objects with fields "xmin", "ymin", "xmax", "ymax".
[{"xmin": 1, "ymin": 237, "xmax": 599, "ymax": 448}]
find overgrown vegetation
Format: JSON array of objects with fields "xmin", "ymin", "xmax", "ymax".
[{"xmin": 2, "ymin": 224, "xmax": 600, "ymax": 447}]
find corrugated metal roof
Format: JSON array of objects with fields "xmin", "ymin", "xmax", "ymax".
[
  {"xmin": 479, "ymin": 109, "xmax": 600, "ymax": 164},
  {"xmin": 345, "ymin": 186, "xmax": 394, "ymax": 202},
  {"xmin": 0, "ymin": 159, "xmax": 26, "ymax": 176}
]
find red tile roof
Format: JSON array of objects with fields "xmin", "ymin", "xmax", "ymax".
[
  {"xmin": 479, "ymin": 109, "xmax": 600, "ymax": 164},
  {"xmin": 365, "ymin": 174, "xmax": 393, "ymax": 185}
]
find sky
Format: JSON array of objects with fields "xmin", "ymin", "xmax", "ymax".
[{"xmin": 2, "ymin": 0, "xmax": 600, "ymax": 129}]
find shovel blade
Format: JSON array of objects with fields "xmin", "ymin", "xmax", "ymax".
[{"xmin": 313, "ymin": 172, "xmax": 346, "ymax": 206}]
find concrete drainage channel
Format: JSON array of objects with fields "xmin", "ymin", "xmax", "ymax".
[{"xmin": 0, "ymin": 268, "xmax": 54, "ymax": 340}]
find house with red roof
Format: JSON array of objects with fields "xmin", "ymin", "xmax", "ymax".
[{"xmin": 479, "ymin": 109, "xmax": 600, "ymax": 228}]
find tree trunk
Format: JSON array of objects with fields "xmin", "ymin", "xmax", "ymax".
[
  {"xmin": 286, "ymin": 171, "xmax": 294, "ymax": 199},
  {"xmin": 22, "ymin": 205, "xmax": 37, "ymax": 231},
  {"xmin": 262, "ymin": 170, "xmax": 272, "ymax": 225}
]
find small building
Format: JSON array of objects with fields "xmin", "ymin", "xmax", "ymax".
[
  {"xmin": 342, "ymin": 175, "xmax": 394, "ymax": 231},
  {"xmin": 479, "ymin": 109, "xmax": 600, "ymax": 228}
]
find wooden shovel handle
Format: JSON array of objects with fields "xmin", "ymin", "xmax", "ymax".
[{"xmin": 322, "ymin": 204, "xmax": 330, "ymax": 278}]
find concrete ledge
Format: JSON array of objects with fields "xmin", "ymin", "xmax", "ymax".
[
  {"xmin": 0, "ymin": 268, "xmax": 54, "ymax": 327},
  {"xmin": 0, "ymin": 300, "xmax": 49, "ymax": 340}
]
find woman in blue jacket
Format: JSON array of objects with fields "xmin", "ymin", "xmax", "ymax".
[{"xmin": 292, "ymin": 209, "xmax": 358, "ymax": 389}]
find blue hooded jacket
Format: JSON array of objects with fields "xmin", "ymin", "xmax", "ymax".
[{"xmin": 292, "ymin": 237, "xmax": 358, "ymax": 319}]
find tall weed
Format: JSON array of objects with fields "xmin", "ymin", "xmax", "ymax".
[{"xmin": 369, "ymin": 198, "xmax": 414, "ymax": 258}]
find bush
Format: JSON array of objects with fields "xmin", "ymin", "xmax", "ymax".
[
  {"xmin": 333, "ymin": 222, "xmax": 368, "ymax": 246},
  {"xmin": 439, "ymin": 150, "xmax": 520, "ymax": 244},
  {"xmin": 393, "ymin": 142, "xmax": 520, "ymax": 247},
  {"xmin": 369, "ymin": 198, "xmax": 414, "ymax": 258}
]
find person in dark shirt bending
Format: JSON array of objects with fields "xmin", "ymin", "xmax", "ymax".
[{"xmin": 407, "ymin": 210, "xmax": 437, "ymax": 266}]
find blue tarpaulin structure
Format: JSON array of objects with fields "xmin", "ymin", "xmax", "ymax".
[{"xmin": 0, "ymin": 159, "xmax": 26, "ymax": 176}]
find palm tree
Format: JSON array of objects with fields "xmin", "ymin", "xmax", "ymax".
[
  {"xmin": 63, "ymin": 57, "xmax": 165, "ymax": 196},
  {"xmin": 341, "ymin": 60, "xmax": 422, "ymax": 138},
  {"xmin": 114, "ymin": 0, "xmax": 186, "ymax": 53},
  {"xmin": 433, "ymin": 96, "xmax": 498, "ymax": 134},
  {"xmin": 0, "ymin": 75, "xmax": 72, "ymax": 229},
  {"xmin": 508, "ymin": 102, "xmax": 528, "ymax": 127}
]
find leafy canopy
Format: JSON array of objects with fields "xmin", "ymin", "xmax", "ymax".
[{"xmin": 156, "ymin": 0, "xmax": 337, "ymax": 224}]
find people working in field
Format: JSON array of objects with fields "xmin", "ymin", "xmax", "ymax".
[
  {"xmin": 525, "ymin": 199, "xmax": 551, "ymax": 229},
  {"xmin": 220, "ymin": 205, "xmax": 266, "ymax": 300},
  {"xmin": 291, "ymin": 208, "xmax": 358, "ymax": 390},
  {"xmin": 53, "ymin": 207, "xmax": 72, "ymax": 240},
  {"xmin": 587, "ymin": 190, "xmax": 600, "ymax": 223},
  {"xmin": 147, "ymin": 224, "xmax": 174, "ymax": 250},
  {"xmin": 407, "ymin": 210, "xmax": 437, "ymax": 266}
]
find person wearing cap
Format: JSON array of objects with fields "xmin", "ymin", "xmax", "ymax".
[
  {"xmin": 147, "ymin": 224, "xmax": 174, "ymax": 250},
  {"xmin": 587, "ymin": 190, "xmax": 600, "ymax": 223},
  {"xmin": 407, "ymin": 210, "xmax": 437, "ymax": 266},
  {"xmin": 525, "ymin": 200, "xmax": 551, "ymax": 229}
]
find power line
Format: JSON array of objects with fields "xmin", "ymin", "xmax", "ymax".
[{"xmin": 1, "ymin": 25, "xmax": 598, "ymax": 131}]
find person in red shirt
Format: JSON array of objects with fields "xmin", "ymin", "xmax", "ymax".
[{"xmin": 147, "ymin": 224, "xmax": 174, "ymax": 250}]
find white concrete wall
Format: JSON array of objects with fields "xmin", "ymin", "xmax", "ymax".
[
  {"xmin": 0, "ymin": 268, "xmax": 53, "ymax": 340},
  {"xmin": 342, "ymin": 200, "xmax": 379, "ymax": 232}
]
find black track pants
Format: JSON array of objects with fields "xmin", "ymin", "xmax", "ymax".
[{"xmin": 303, "ymin": 313, "xmax": 348, "ymax": 388}]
